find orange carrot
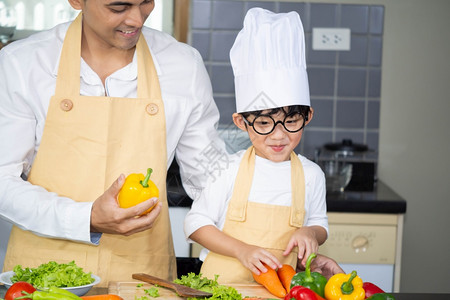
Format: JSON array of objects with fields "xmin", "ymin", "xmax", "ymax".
[
  {"xmin": 81, "ymin": 295, "xmax": 123, "ymax": 300},
  {"xmin": 252, "ymin": 263, "xmax": 287, "ymax": 298},
  {"xmin": 277, "ymin": 264, "xmax": 296, "ymax": 292}
]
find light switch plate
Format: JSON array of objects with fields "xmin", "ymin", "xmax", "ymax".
[{"xmin": 312, "ymin": 28, "xmax": 351, "ymax": 51}]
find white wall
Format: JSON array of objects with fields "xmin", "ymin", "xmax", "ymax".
[
  {"xmin": 308, "ymin": 0, "xmax": 450, "ymax": 293},
  {"xmin": 378, "ymin": 0, "xmax": 450, "ymax": 293}
]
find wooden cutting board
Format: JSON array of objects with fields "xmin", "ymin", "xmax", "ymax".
[{"xmin": 108, "ymin": 281, "xmax": 280, "ymax": 300}]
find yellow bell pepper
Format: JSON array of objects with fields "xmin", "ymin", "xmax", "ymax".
[
  {"xmin": 324, "ymin": 270, "xmax": 365, "ymax": 300},
  {"xmin": 118, "ymin": 168, "xmax": 159, "ymax": 215}
]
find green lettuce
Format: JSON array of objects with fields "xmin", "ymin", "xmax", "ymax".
[
  {"xmin": 11, "ymin": 260, "xmax": 94, "ymax": 288},
  {"xmin": 174, "ymin": 273, "xmax": 242, "ymax": 300}
]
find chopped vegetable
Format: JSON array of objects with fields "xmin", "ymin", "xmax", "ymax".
[
  {"xmin": 11, "ymin": 261, "xmax": 94, "ymax": 288},
  {"xmin": 144, "ymin": 287, "xmax": 160, "ymax": 298},
  {"xmin": 173, "ymin": 273, "xmax": 242, "ymax": 300}
]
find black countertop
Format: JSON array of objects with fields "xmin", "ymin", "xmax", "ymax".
[
  {"xmin": 167, "ymin": 158, "xmax": 406, "ymax": 214},
  {"xmin": 388, "ymin": 293, "xmax": 450, "ymax": 300},
  {"xmin": 168, "ymin": 166, "xmax": 407, "ymax": 215},
  {"xmin": 326, "ymin": 180, "xmax": 407, "ymax": 214}
]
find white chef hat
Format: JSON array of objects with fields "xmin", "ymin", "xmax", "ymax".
[{"xmin": 230, "ymin": 8, "xmax": 310, "ymax": 113}]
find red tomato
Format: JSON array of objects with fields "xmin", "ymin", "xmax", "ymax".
[{"xmin": 5, "ymin": 281, "xmax": 36, "ymax": 300}]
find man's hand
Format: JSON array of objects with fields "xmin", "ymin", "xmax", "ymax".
[
  {"xmin": 296, "ymin": 253, "xmax": 344, "ymax": 280},
  {"xmin": 90, "ymin": 174, "xmax": 162, "ymax": 236}
]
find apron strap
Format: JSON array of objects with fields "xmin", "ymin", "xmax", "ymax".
[
  {"xmin": 136, "ymin": 35, "xmax": 156, "ymax": 100},
  {"xmin": 54, "ymin": 12, "xmax": 82, "ymax": 96},
  {"xmin": 290, "ymin": 152, "xmax": 305, "ymax": 227},
  {"xmin": 227, "ymin": 146, "xmax": 255, "ymax": 221}
]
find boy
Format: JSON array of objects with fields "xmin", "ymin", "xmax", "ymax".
[{"xmin": 184, "ymin": 8, "xmax": 328, "ymax": 283}]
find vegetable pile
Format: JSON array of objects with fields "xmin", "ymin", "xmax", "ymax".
[
  {"xmin": 5, "ymin": 284, "xmax": 81, "ymax": 300},
  {"xmin": 252, "ymin": 264, "xmax": 296, "ymax": 298},
  {"xmin": 4, "ymin": 281, "xmax": 36, "ymax": 300},
  {"xmin": 4, "ymin": 282, "xmax": 122, "ymax": 300},
  {"xmin": 252, "ymin": 254, "xmax": 396, "ymax": 300},
  {"xmin": 173, "ymin": 273, "xmax": 242, "ymax": 300},
  {"xmin": 11, "ymin": 261, "xmax": 94, "ymax": 289}
]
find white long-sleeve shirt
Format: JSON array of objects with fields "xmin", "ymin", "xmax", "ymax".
[
  {"xmin": 184, "ymin": 151, "xmax": 328, "ymax": 261},
  {"xmin": 0, "ymin": 22, "xmax": 225, "ymax": 244}
]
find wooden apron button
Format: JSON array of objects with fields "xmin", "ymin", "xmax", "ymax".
[
  {"xmin": 60, "ymin": 99, "xmax": 73, "ymax": 111},
  {"xmin": 146, "ymin": 103, "xmax": 159, "ymax": 115}
]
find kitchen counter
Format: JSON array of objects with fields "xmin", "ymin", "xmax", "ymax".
[
  {"xmin": 167, "ymin": 157, "xmax": 406, "ymax": 214},
  {"xmin": 318, "ymin": 181, "xmax": 406, "ymax": 292},
  {"xmin": 1, "ymin": 285, "xmax": 449, "ymax": 299},
  {"xmin": 326, "ymin": 180, "xmax": 406, "ymax": 214},
  {"xmin": 388, "ymin": 294, "xmax": 450, "ymax": 300},
  {"xmin": 168, "ymin": 167, "xmax": 406, "ymax": 215}
]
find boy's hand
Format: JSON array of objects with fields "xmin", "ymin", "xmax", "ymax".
[
  {"xmin": 237, "ymin": 244, "xmax": 282, "ymax": 275},
  {"xmin": 283, "ymin": 227, "xmax": 319, "ymax": 266}
]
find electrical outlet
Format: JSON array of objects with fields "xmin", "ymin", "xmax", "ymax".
[{"xmin": 312, "ymin": 28, "xmax": 351, "ymax": 51}]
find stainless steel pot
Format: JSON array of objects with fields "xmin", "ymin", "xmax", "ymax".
[{"xmin": 315, "ymin": 139, "xmax": 370, "ymax": 192}]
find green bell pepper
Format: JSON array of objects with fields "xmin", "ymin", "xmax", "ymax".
[
  {"xmin": 366, "ymin": 293, "xmax": 396, "ymax": 300},
  {"xmin": 290, "ymin": 253, "xmax": 327, "ymax": 298},
  {"xmin": 16, "ymin": 287, "xmax": 82, "ymax": 300}
]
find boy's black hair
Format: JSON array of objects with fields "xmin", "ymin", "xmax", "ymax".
[{"xmin": 240, "ymin": 105, "xmax": 311, "ymax": 121}]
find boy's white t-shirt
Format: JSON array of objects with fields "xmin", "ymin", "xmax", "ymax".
[{"xmin": 184, "ymin": 150, "xmax": 328, "ymax": 261}]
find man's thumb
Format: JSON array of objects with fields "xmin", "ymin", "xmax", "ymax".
[{"xmin": 111, "ymin": 174, "xmax": 126, "ymax": 196}]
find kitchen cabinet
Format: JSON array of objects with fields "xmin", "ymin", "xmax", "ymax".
[
  {"xmin": 321, "ymin": 182, "xmax": 406, "ymax": 292},
  {"xmin": 318, "ymin": 212, "xmax": 403, "ymax": 293}
]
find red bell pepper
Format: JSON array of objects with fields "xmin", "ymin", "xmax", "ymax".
[
  {"xmin": 363, "ymin": 282, "xmax": 385, "ymax": 298},
  {"xmin": 284, "ymin": 285, "xmax": 325, "ymax": 300}
]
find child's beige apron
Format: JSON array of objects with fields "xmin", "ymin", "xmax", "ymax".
[
  {"xmin": 3, "ymin": 13, "xmax": 176, "ymax": 286},
  {"xmin": 200, "ymin": 146, "xmax": 305, "ymax": 284}
]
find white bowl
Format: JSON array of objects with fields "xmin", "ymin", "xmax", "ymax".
[{"xmin": 0, "ymin": 271, "xmax": 101, "ymax": 296}]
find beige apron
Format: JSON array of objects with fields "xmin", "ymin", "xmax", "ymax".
[
  {"xmin": 200, "ymin": 146, "xmax": 306, "ymax": 284},
  {"xmin": 3, "ymin": 13, "xmax": 176, "ymax": 287}
]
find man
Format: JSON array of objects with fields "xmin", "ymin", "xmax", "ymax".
[
  {"xmin": 0, "ymin": 0, "xmax": 224, "ymax": 286},
  {"xmin": 0, "ymin": 0, "xmax": 344, "ymax": 286}
]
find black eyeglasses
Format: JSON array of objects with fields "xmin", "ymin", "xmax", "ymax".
[{"xmin": 243, "ymin": 113, "xmax": 306, "ymax": 135}]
